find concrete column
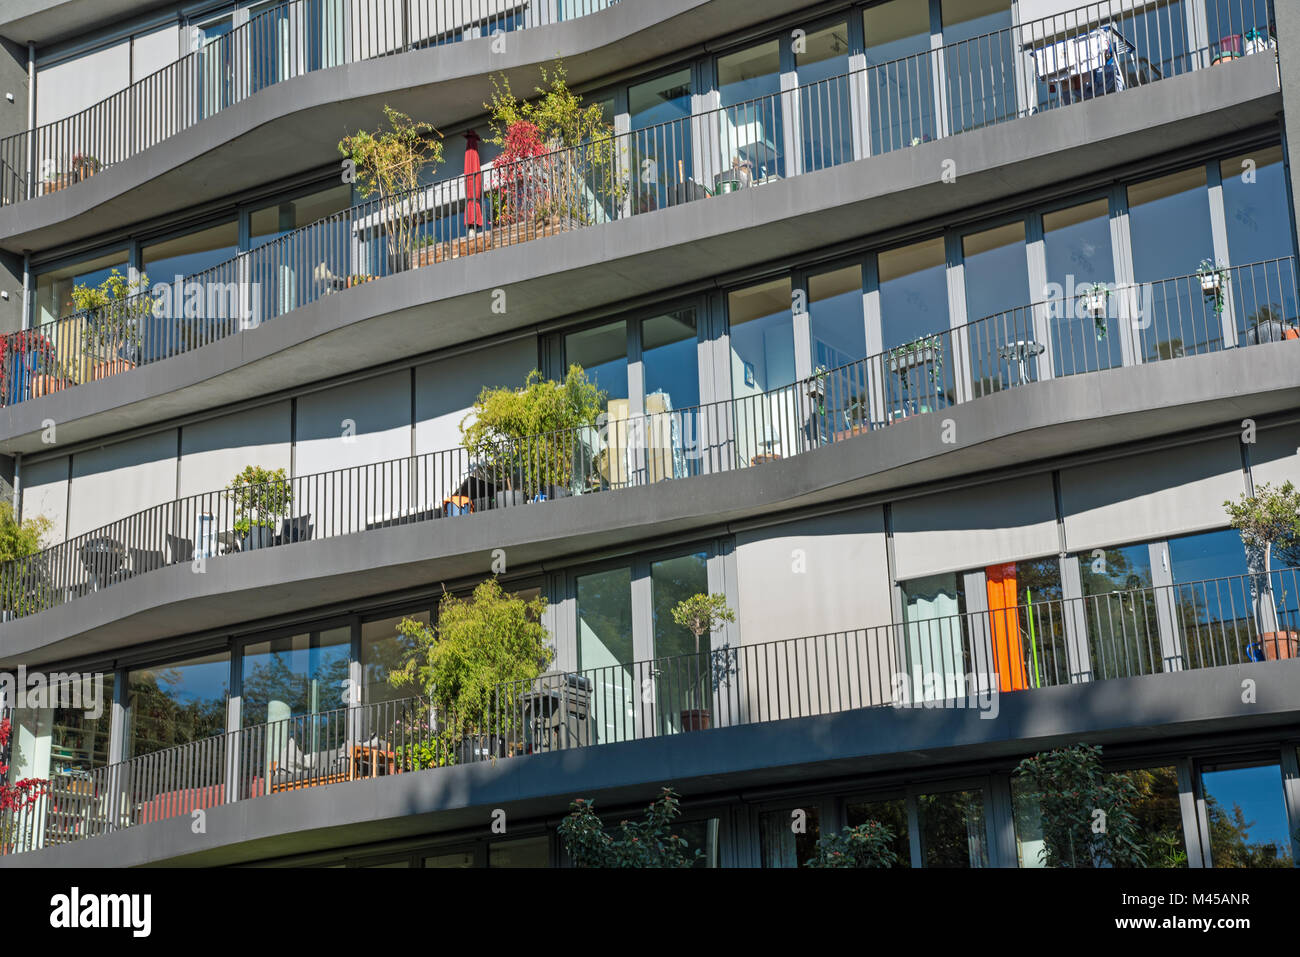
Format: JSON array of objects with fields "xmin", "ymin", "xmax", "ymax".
[{"xmin": 1270, "ymin": 3, "xmax": 1300, "ymax": 270}]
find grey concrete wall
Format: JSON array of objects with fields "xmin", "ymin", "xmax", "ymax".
[
  {"xmin": 1274, "ymin": 0, "xmax": 1300, "ymax": 254},
  {"xmin": 0, "ymin": 38, "xmax": 26, "ymax": 334}
]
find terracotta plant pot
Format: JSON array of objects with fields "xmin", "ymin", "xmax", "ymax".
[
  {"xmin": 91, "ymin": 358, "xmax": 134, "ymax": 381},
  {"xmin": 30, "ymin": 374, "xmax": 62, "ymax": 397},
  {"xmin": 680, "ymin": 708, "xmax": 711, "ymax": 731},
  {"xmin": 1260, "ymin": 631, "xmax": 1300, "ymax": 661}
]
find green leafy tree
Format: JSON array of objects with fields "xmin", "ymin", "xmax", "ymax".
[
  {"xmin": 73, "ymin": 268, "xmax": 150, "ymax": 358},
  {"xmin": 1014, "ymin": 744, "xmax": 1147, "ymax": 867},
  {"xmin": 460, "ymin": 365, "xmax": 605, "ymax": 497},
  {"xmin": 558, "ymin": 788, "xmax": 702, "ymax": 868},
  {"xmin": 388, "ymin": 578, "xmax": 553, "ymax": 743},
  {"xmin": 226, "ymin": 465, "xmax": 292, "ymax": 538},
  {"xmin": 1205, "ymin": 794, "xmax": 1294, "ymax": 868},
  {"xmin": 339, "ymin": 106, "xmax": 443, "ymax": 269},
  {"xmin": 670, "ymin": 593, "xmax": 735, "ymax": 656},
  {"xmin": 1224, "ymin": 481, "xmax": 1300, "ymax": 634},
  {"xmin": 807, "ymin": 820, "xmax": 901, "ymax": 868},
  {"xmin": 0, "ymin": 503, "xmax": 53, "ymax": 615}
]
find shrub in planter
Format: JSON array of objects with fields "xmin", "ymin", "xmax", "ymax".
[
  {"xmin": 388, "ymin": 578, "xmax": 552, "ymax": 752},
  {"xmin": 670, "ymin": 593, "xmax": 735, "ymax": 731},
  {"xmin": 460, "ymin": 364, "xmax": 605, "ymax": 500},
  {"xmin": 558, "ymin": 787, "xmax": 702, "ymax": 868},
  {"xmin": 1224, "ymin": 481, "xmax": 1300, "ymax": 659},
  {"xmin": 0, "ymin": 502, "xmax": 53, "ymax": 618},
  {"xmin": 226, "ymin": 465, "xmax": 291, "ymax": 550},
  {"xmin": 73, "ymin": 268, "xmax": 149, "ymax": 372}
]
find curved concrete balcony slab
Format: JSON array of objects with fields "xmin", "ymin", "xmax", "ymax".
[
  {"xmin": 0, "ymin": 54, "xmax": 1280, "ymax": 453},
  {"xmin": 2, "ymin": 337, "xmax": 1297, "ymax": 668}
]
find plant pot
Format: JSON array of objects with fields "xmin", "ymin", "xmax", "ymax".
[
  {"xmin": 680, "ymin": 708, "xmax": 711, "ymax": 731},
  {"xmin": 30, "ymin": 374, "xmax": 62, "ymax": 397},
  {"xmin": 91, "ymin": 358, "xmax": 134, "ymax": 380},
  {"xmin": 1200, "ymin": 274, "xmax": 1222, "ymax": 295},
  {"xmin": 239, "ymin": 525, "xmax": 275, "ymax": 551},
  {"xmin": 888, "ymin": 346, "xmax": 938, "ymax": 374},
  {"xmin": 1261, "ymin": 631, "xmax": 1299, "ymax": 661}
]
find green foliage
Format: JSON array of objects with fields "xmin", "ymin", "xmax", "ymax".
[
  {"xmin": 1197, "ymin": 259, "xmax": 1230, "ymax": 315},
  {"xmin": 485, "ymin": 59, "xmax": 625, "ymax": 225},
  {"xmin": 0, "ymin": 502, "xmax": 52, "ymax": 614},
  {"xmin": 395, "ymin": 729, "xmax": 459, "ymax": 770},
  {"xmin": 460, "ymin": 365, "xmax": 605, "ymax": 495},
  {"xmin": 226, "ymin": 465, "xmax": 292, "ymax": 536},
  {"xmin": 388, "ymin": 578, "xmax": 553, "ymax": 739},
  {"xmin": 73, "ymin": 268, "xmax": 150, "ymax": 355},
  {"xmin": 1205, "ymin": 794, "xmax": 1294, "ymax": 867},
  {"xmin": 558, "ymin": 788, "xmax": 702, "ymax": 868},
  {"xmin": 1014, "ymin": 744, "xmax": 1147, "ymax": 868},
  {"xmin": 806, "ymin": 820, "xmax": 902, "ymax": 868},
  {"xmin": 1224, "ymin": 481, "xmax": 1300, "ymax": 571},
  {"xmin": 670, "ymin": 593, "xmax": 735, "ymax": 655},
  {"xmin": 339, "ymin": 106, "xmax": 443, "ymax": 267}
]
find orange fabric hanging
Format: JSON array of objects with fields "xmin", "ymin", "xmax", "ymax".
[{"xmin": 986, "ymin": 563, "xmax": 1030, "ymax": 692}]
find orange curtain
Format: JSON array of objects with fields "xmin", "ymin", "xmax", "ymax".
[{"xmin": 986, "ymin": 563, "xmax": 1029, "ymax": 692}]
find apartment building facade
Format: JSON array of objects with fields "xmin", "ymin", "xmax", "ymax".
[{"xmin": 0, "ymin": 0, "xmax": 1297, "ymax": 869}]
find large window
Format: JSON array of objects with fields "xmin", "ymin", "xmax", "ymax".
[
  {"xmin": 985, "ymin": 557, "xmax": 1065, "ymax": 690},
  {"xmin": 1127, "ymin": 168, "xmax": 1216, "ymax": 359},
  {"xmin": 962, "ymin": 222, "xmax": 1032, "ymax": 395},
  {"xmin": 845, "ymin": 796, "xmax": 911, "ymax": 866},
  {"xmin": 565, "ymin": 320, "xmax": 628, "ymax": 408},
  {"xmin": 878, "ymin": 238, "xmax": 951, "ymax": 417},
  {"xmin": 33, "ymin": 249, "xmax": 129, "ymax": 327},
  {"xmin": 759, "ymin": 805, "xmax": 820, "ymax": 868},
  {"xmin": 795, "ymin": 21, "xmax": 852, "ymax": 172},
  {"xmin": 717, "ymin": 40, "xmax": 784, "ymax": 180},
  {"xmin": 642, "ymin": 310, "xmax": 700, "ymax": 412},
  {"xmin": 941, "ymin": 0, "xmax": 1015, "ymax": 134},
  {"xmin": 576, "ymin": 566, "xmax": 635, "ymax": 744},
  {"xmin": 127, "ymin": 651, "xmax": 230, "ymax": 757},
  {"xmin": 900, "ymin": 572, "xmax": 967, "ymax": 701},
  {"xmin": 864, "ymin": 0, "xmax": 935, "ymax": 153},
  {"xmin": 361, "ymin": 611, "xmax": 429, "ymax": 704},
  {"xmin": 1200, "ymin": 758, "xmax": 1294, "ymax": 867},
  {"xmin": 1043, "ymin": 198, "xmax": 1119, "ymax": 375},
  {"xmin": 241, "ymin": 627, "xmax": 351, "ymax": 726},
  {"xmin": 1220, "ymin": 146, "xmax": 1299, "ymax": 335},
  {"xmin": 808, "ymin": 265, "xmax": 867, "ymax": 438},
  {"xmin": 650, "ymin": 552, "xmax": 710, "ymax": 734},
  {"xmin": 628, "ymin": 69, "xmax": 693, "ymax": 211},
  {"xmin": 919, "ymin": 788, "xmax": 988, "ymax": 867},
  {"xmin": 1076, "ymin": 542, "xmax": 1160, "ymax": 680},
  {"xmin": 729, "ymin": 278, "xmax": 796, "ymax": 463}
]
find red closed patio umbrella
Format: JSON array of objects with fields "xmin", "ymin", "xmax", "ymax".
[{"xmin": 464, "ymin": 130, "xmax": 485, "ymax": 240}]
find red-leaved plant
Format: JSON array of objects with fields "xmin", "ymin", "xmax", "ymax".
[
  {"xmin": 0, "ymin": 717, "xmax": 47, "ymax": 853},
  {"xmin": 494, "ymin": 119, "xmax": 548, "ymax": 227}
]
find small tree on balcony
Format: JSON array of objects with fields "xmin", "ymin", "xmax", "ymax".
[
  {"xmin": 0, "ymin": 502, "xmax": 52, "ymax": 616},
  {"xmin": 73, "ymin": 269, "xmax": 150, "ymax": 361},
  {"xmin": 339, "ymin": 106, "xmax": 443, "ymax": 271},
  {"xmin": 226, "ymin": 465, "xmax": 292, "ymax": 544},
  {"xmin": 1224, "ymin": 481, "xmax": 1300, "ymax": 635}
]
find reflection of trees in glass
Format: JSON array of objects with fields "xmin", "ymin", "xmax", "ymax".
[
  {"xmin": 1078, "ymin": 546, "xmax": 1160, "ymax": 679},
  {"xmin": 918, "ymin": 790, "xmax": 987, "ymax": 867},
  {"xmin": 128, "ymin": 666, "xmax": 228, "ymax": 757},
  {"xmin": 241, "ymin": 649, "xmax": 350, "ymax": 726},
  {"xmin": 1122, "ymin": 767, "xmax": 1186, "ymax": 868},
  {"xmin": 1206, "ymin": 795, "xmax": 1294, "ymax": 868}
]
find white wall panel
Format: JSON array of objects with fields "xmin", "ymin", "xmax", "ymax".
[{"xmin": 67, "ymin": 431, "xmax": 178, "ymax": 538}]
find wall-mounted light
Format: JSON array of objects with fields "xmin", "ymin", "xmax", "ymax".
[{"xmin": 4, "ymin": 93, "xmax": 13, "ymax": 103}]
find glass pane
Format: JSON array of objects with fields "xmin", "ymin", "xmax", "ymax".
[
  {"xmin": 628, "ymin": 69, "xmax": 693, "ymax": 212},
  {"xmin": 989, "ymin": 557, "xmax": 1066, "ymax": 689},
  {"xmin": 677, "ymin": 818, "xmax": 722, "ymax": 867},
  {"xmin": 489, "ymin": 836, "xmax": 549, "ymax": 867},
  {"xmin": 1077, "ymin": 543, "xmax": 1160, "ymax": 680},
  {"xmin": 143, "ymin": 219, "xmax": 239, "ymax": 281},
  {"xmin": 34, "ymin": 249, "xmax": 130, "ymax": 326},
  {"xmin": 942, "ymin": 0, "xmax": 1014, "ymax": 134},
  {"xmin": 900, "ymin": 573, "xmax": 967, "ymax": 701},
  {"xmin": 844, "ymin": 797, "xmax": 911, "ymax": 866},
  {"xmin": 796, "ymin": 23, "xmax": 852, "ymax": 172},
  {"xmin": 565, "ymin": 320, "xmax": 628, "ymax": 406},
  {"xmin": 361, "ymin": 610, "xmax": 429, "ymax": 704},
  {"xmin": 8, "ymin": 674, "xmax": 116, "ymax": 784},
  {"xmin": 878, "ymin": 238, "xmax": 951, "ymax": 417},
  {"xmin": 1127, "ymin": 167, "xmax": 1217, "ymax": 359},
  {"xmin": 759, "ymin": 806, "xmax": 820, "ymax": 868},
  {"xmin": 1125, "ymin": 766, "xmax": 1188, "ymax": 867},
  {"xmin": 729, "ymin": 278, "xmax": 797, "ymax": 465},
  {"xmin": 919, "ymin": 789, "xmax": 988, "ymax": 867},
  {"xmin": 650, "ymin": 551, "xmax": 710, "ymax": 735},
  {"xmin": 127, "ymin": 650, "xmax": 230, "ymax": 757},
  {"xmin": 576, "ymin": 566, "xmax": 634, "ymax": 744},
  {"xmin": 962, "ymin": 222, "xmax": 1033, "ymax": 395},
  {"xmin": 424, "ymin": 850, "xmax": 476, "ymax": 868},
  {"xmin": 1220, "ymin": 146, "xmax": 1299, "ymax": 338},
  {"xmin": 1010, "ymin": 777, "xmax": 1046, "ymax": 867},
  {"xmin": 717, "ymin": 40, "xmax": 784, "ymax": 179},
  {"xmin": 1043, "ymin": 199, "xmax": 1120, "ymax": 375},
  {"xmin": 241, "ymin": 627, "xmax": 351, "ymax": 726},
  {"xmin": 808, "ymin": 265, "xmax": 866, "ymax": 441},
  {"xmin": 864, "ymin": 0, "xmax": 935, "ymax": 153},
  {"xmin": 1201, "ymin": 759, "xmax": 1294, "ymax": 867},
  {"xmin": 642, "ymin": 310, "xmax": 699, "ymax": 410}
]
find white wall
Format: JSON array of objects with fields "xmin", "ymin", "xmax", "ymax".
[
  {"xmin": 66, "ymin": 430, "xmax": 178, "ymax": 538},
  {"xmin": 36, "ymin": 42, "xmax": 131, "ymax": 127},
  {"xmin": 178, "ymin": 401, "xmax": 292, "ymax": 498},
  {"xmin": 892, "ymin": 473, "xmax": 1060, "ymax": 580},
  {"xmin": 20, "ymin": 456, "xmax": 70, "ymax": 545},
  {"xmin": 1060, "ymin": 438, "xmax": 1247, "ymax": 551},
  {"xmin": 132, "ymin": 24, "xmax": 181, "ymax": 81},
  {"xmin": 1249, "ymin": 423, "xmax": 1300, "ymax": 489}
]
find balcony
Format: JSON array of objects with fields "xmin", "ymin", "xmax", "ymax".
[
  {"xmin": 0, "ymin": 0, "xmax": 1281, "ymax": 428},
  {"xmin": 3, "ymin": 565, "xmax": 1297, "ymax": 858}
]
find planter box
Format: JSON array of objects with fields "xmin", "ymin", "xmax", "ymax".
[
  {"xmin": 680, "ymin": 708, "xmax": 711, "ymax": 731},
  {"xmin": 1261, "ymin": 631, "xmax": 1299, "ymax": 661},
  {"xmin": 888, "ymin": 346, "xmax": 939, "ymax": 374},
  {"xmin": 30, "ymin": 374, "xmax": 64, "ymax": 398},
  {"xmin": 90, "ymin": 358, "xmax": 135, "ymax": 380}
]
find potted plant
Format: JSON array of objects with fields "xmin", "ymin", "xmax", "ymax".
[
  {"xmin": 0, "ymin": 330, "xmax": 60, "ymax": 403},
  {"xmin": 0, "ymin": 502, "xmax": 53, "ymax": 620},
  {"xmin": 806, "ymin": 364, "xmax": 829, "ymax": 413},
  {"xmin": 71, "ymin": 153, "xmax": 101, "ymax": 181},
  {"xmin": 339, "ymin": 106, "xmax": 443, "ymax": 273},
  {"xmin": 460, "ymin": 365, "xmax": 605, "ymax": 505},
  {"xmin": 73, "ymin": 268, "xmax": 149, "ymax": 379},
  {"xmin": 226, "ymin": 465, "xmax": 291, "ymax": 551},
  {"xmin": 346, "ymin": 274, "xmax": 375, "ymax": 288},
  {"xmin": 670, "ymin": 592, "xmax": 736, "ymax": 731},
  {"xmin": 486, "ymin": 59, "xmax": 626, "ymax": 234},
  {"xmin": 388, "ymin": 578, "xmax": 553, "ymax": 761},
  {"xmin": 1197, "ymin": 259, "xmax": 1230, "ymax": 316},
  {"xmin": 1078, "ymin": 282, "xmax": 1110, "ymax": 339},
  {"xmin": 1224, "ymin": 481, "xmax": 1300, "ymax": 660}
]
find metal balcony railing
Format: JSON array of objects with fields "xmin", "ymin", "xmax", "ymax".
[
  {"xmin": 0, "ymin": 0, "xmax": 621, "ymax": 206},
  {"xmin": 0, "ymin": 254, "xmax": 1295, "ymax": 624},
  {"xmin": 3, "ymin": 565, "xmax": 1296, "ymax": 855},
  {"xmin": 0, "ymin": 0, "xmax": 1279, "ymax": 394}
]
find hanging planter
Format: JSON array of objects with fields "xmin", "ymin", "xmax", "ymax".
[
  {"xmin": 806, "ymin": 364, "xmax": 829, "ymax": 415},
  {"xmin": 1197, "ymin": 259, "xmax": 1230, "ymax": 315},
  {"xmin": 1079, "ymin": 283, "xmax": 1109, "ymax": 339}
]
